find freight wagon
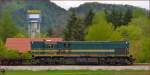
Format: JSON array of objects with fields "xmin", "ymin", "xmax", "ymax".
[{"xmin": 31, "ymin": 41, "xmax": 135, "ymax": 65}]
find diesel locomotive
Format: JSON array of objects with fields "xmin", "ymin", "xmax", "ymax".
[{"xmin": 31, "ymin": 41, "xmax": 135, "ymax": 65}]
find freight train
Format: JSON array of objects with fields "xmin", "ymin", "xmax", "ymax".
[{"xmin": 30, "ymin": 40, "xmax": 135, "ymax": 65}]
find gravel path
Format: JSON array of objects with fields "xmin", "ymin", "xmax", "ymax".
[{"xmin": 0, "ymin": 65, "xmax": 150, "ymax": 71}]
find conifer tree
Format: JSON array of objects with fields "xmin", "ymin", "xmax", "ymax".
[
  {"xmin": 105, "ymin": 7, "xmax": 133, "ymax": 29},
  {"xmin": 124, "ymin": 8, "xmax": 133, "ymax": 25},
  {"xmin": 64, "ymin": 11, "xmax": 78, "ymax": 41},
  {"xmin": 83, "ymin": 9, "xmax": 95, "ymax": 36},
  {"xmin": 84, "ymin": 9, "xmax": 95, "ymax": 27}
]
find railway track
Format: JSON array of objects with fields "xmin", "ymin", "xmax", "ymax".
[
  {"xmin": 0, "ymin": 63, "xmax": 149, "ymax": 66},
  {"xmin": 0, "ymin": 65, "xmax": 149, "ymax": 71},
  {"xmin": 132, "ymin": 64, "xmax": 150, "ymax": 66}
]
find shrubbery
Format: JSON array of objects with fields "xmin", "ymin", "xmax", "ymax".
[{"xmin": 0, "ymin": 41, "xmax": 32, "ymax": 59}]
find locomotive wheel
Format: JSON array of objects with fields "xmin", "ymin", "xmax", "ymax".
[
  {"xmin": 117, "ymin": 58, "xmax": 127, "ymax": 65},
  {"xmin": 109, "ymin": 58, "xmax": 116, "ymax": 65}
]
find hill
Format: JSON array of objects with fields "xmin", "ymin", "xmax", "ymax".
[
  {"xmin": 0, "ymin": 1, "xmax": 148, "ymax": 36},
  {"xmin": 0, "ymin": 0, "xmax": 68, "ymax": 35},
  {"xmin": 69, "ymin": 2, "xmax": 148, "ymax": 16}
]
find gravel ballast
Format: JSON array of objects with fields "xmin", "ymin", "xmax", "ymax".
[{"xmin": 0, "ymin": 65, "xmax": 150, "ymax": 71}]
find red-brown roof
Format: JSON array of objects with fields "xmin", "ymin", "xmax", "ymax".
[{"xmin": 5, "ymin": 38, "xmax": 63, "ymax": 52}]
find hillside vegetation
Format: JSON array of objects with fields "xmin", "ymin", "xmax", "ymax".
[
  {"xmin": 64, "ymin": 5, "xmax": 150, "ymax": 63},
  {"xmin": 85, "ymin": 9, "xmax": 150, "ymax": 63},
  {"xmin": 0, "ymin": 0, "xmax": 68, "ymax": 36}
]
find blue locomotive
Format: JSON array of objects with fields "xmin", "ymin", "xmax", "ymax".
[{"xmin": 31, "ymin": 41, "xmax": 135, "ymax": 65}]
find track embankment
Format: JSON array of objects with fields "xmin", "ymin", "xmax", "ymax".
[{"xmin": 0, "ymin": 65, "xmax": 150, "ymax": 71}]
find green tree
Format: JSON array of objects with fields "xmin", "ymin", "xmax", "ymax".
[
  {"xmin": 85, "ymin": 11, "xmax": 122, "ymax": 41},
  {"xmin": 3, "ymin": 49, "xmax": 20, "ymax": 59},
  {"xmin": 72, "ymin": 18, "xmax": 84, "ymax": 41},
  {"xmin": 131, "ymin": 9, "xmax": 150, "ymax": 62},
  {"xmin": 132, "ymin": 8, "xmax": 147, "ymax": 18},
  {"xmin": 64, "ymin": 11, "xmax": 77, "ymax": 41},
  {"xmin": 0, "ymin": 39, "xmax": 20, "ymax": 59},
  {"xmin": 84, "ymin": 9, "xmax": 95, "ymax": 28},
  {"xmin": 64, "ymin": 11, "xmax": 85, "ymax": 41},
  {"xmin": 123, "ymin": 8, "xmax": 133, "ymax": 25},
  {"xmin": 117, "ymin": 15, "xmax": 150, "ymax": 63},
  {"xmin": 21, "ymin": 52, "xmax": 32, "ymax": 59},
  {"xmin": 0, "ymin": 40, "xmax": 5, "ymax": 50},
  {"xmin": 0, "ymin": 40, "xmax": 6, "ymax": 58},
  {"xmin": 105, "ymin": 6, "xmax": 133, "ymax": 29},
  {"xmin": 14, "ymin": 32, "xmax": 27, "ymax": 38},
  {"xmin": 83, "ymin": 9, "xmax": 95, "ymax": 40},
  {"xmin": 0, "ymin": 10, "xmax": 19, "ymax": 42},
  {"xmin": 47, "ymin": 27, "xmax": 53, "ymax": 37}
]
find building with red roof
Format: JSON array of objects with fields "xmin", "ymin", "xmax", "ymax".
[{"xmin": 5, "ymin": 38, "xmax": 63, "ymax": 52}]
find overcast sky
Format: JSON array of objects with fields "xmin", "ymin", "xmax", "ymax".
[{"xmin": 51, "ymin": 1, "xmax": 149, "ymax": 10}]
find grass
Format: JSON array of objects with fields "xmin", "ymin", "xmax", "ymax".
[{"xmin": 2, "ymin": 70, "xmax": 150, "ymax": 75}]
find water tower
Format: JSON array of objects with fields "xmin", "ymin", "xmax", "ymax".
[{"xmin": 27, "ymin": 9, "xmax": 41, "ymax": 38}]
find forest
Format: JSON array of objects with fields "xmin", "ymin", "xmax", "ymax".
[
  {"xmin": 64, "ymin": 7, "xmax": 150, "ymax": 63},
  {"xmin": 0, "ymin": 1, "xmax": 149, "ymax": 63}
]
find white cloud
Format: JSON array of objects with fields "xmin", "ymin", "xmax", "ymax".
[{"xmin": 51, "ymin": 1, "xmax": 149, "ymax": 10}]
